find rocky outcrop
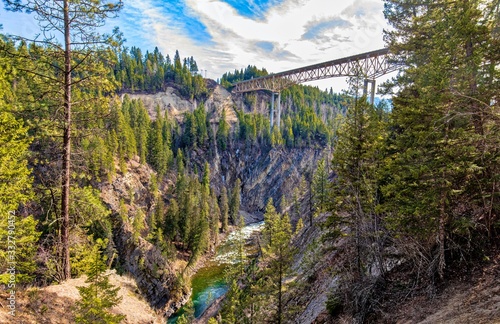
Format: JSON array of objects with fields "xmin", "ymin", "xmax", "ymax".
[
  {"xmin": 112, "ymin": 222, "xmax": 181, "ymax": 317},
  {"xmin": 100, "ymin": 158, "xmax": 182, "ymax": 317},
  {"xmin": 123, "ymin": 87, "xmax": 196, "ymax": 121},
  {"xmin": 204, "ymin": 84, "xmax": 238, "ymax": 124},
  {"xmin": 123, "ymin": 83, "xmax": 238, "ymax": 124}
]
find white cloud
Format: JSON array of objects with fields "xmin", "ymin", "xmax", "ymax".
[{"xmin": 114, "ymin": 0, "xmax": 389, "ymax": 90}]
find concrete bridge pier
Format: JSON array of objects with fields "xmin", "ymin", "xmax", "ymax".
[
  {"xmin": 270, "ymin": 92, "xmax": 275, "ymax": 127},
  {"xmin": 270, "ymin": 91, "xmax": 281, "ymax": 129},
  {"xmin": 276, "ymin": 91, "xmax": 281, "ymax": 128},
  {"xmin": 363, "ymin": 79, "xmax": 376, "ymax": 105}
]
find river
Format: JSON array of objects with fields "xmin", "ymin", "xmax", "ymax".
[{"xmin": 168, "ymin": 221, "xmax": 264, "ymax": 323}]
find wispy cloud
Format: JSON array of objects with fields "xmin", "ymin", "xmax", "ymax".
[
  {"xmin": 342, "ymin": 0, "xmax": 382, "ymax": 18},
  {"xmin": 301, "ymin": 17, "xmax": 353, "ymax": 44},
  {"xmin": 252, "ymin": 40, "xmax": 299, "ymax": 60}
]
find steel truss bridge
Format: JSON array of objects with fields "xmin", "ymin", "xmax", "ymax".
[
  {"xmin": 232, "ymin": 48, "xmax": 398, "ymax": 128},
  {"xmin": 233, "ymin": 48, "xmax": 396, "ymax": 93}
]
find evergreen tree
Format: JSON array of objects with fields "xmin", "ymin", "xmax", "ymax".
[
  {"xmin": 332, "ymin": 96, "xmax": 386, "ymax": 278},
  {"xmin": 382, "ymin": 0, "xmax": 500, "ymax": 277},
  {"xmin": 217, "ymin": 108, "xmax": 230, "ymax": 151},
  {"xmin": 312, "ymin": 158, "xmax": 329, "ymax": 214},
  {"xmin": 220, "ymin": 187, "xmax": 229, "ymax": 233},
  {"xmin": 75, "ymin": 239, "xmax": 125, "ymax": 324},
  {"xmin": 262, "ymin": 198, "xmax": 279, "ymax": 249},
  {"xmin": 221, "ymin": 278, "xmax": 243, "ymax": 324},
  {"xmin": 229, "ymin": 179, "xmax": 241, "ymax": 225},
  {"xmin": 262, "ymin": 203, "xmax": 294, "ymax": 324},
  {"xmin": 295, "ymin": 218, "xmax": 304, "ymax": 235},
  {"xmin": 4, "ymin": 0, "xmax": 123, "ymax": 280},
  {"xmin": 210, "ymin": 189, "xmax": 221, "ymax": 246},
  {"xmin": 0, "ymin": 57, "xmax": 40, "ymax": 284},
  {"xmin": 164, "ymin": 199, "xmax": 179, "ymax": 241}
]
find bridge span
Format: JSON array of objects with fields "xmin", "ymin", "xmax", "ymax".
[{"xmin": 232, "ymin": 48, "xmax": 398, "ymax": 128}]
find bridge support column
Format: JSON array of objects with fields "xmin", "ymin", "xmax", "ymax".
[
  {"xmin": 363, "ymin": 79, "xmax": 376, "ymax": 105},
  {"xmin": 270, "ymin": 92, "xmax": 275, "ymax": 128},
  {"xmin": 276, "ymin": 91, "xmax": 281, "ymax": 128}
]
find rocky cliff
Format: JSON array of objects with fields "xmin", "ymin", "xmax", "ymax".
[
  {"xmin": 100, "ymin": 84, "xmax": 329, "ymax": 318},
  {"xmin": 100, "ymin": 157, "xmax": 186, "ymax": 317},
  {"xmin": 190, "ymin": 142, "xmax": 325, "ymax": 222},
  {"xmin": 124, "ymin": 82, "xmax": 239, "ymax": 124}
]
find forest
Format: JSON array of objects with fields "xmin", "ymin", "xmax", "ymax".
[{"xmin": 1, "ymin": 0, "xmax": 499, "ymax": 323}]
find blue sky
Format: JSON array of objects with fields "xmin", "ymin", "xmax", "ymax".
[{"xmin": 1, "ymin": 0, "xmax": 390, "ymax": 92}]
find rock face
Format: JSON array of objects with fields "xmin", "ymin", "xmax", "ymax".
[
  {"xmin": 123, "ymin": 87, "xmax": 196, "ymax": 121},
  {"xmin": 212, "ymin": 143, "xmax": 324, "ymax": 221},
  {"xmin": 100, "ymin": 158, "xmax": 181, "ymax": 317},
  {"xmin": 183, "ymin": 141, "xmax": 326, "ymax": 223},
  {"xmin": 124, "ymin": 83, "xmax": 238, "ymax": 124},
  {"xmin": 204, "ymin": 85, "xmax": 238, "ymax": 124}
]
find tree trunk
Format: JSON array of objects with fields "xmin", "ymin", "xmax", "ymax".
[
  {"xmin": 277, "ymin": 255, "xmax": 283, "ymax": 324},
  {"xmin": 61, "ymin": 0, "xmax": 72, "ymax": 281},
  {"xmin": 438, "ymin": 191, "xmax": 447, "ymax": 279}
]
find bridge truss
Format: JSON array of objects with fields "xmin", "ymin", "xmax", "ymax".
[{"xmin": 232, "ymin": 48, "xmax": 398, "ymax": 93}]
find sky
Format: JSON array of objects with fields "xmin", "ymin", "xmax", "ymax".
[{"xmin": 0, "ymin": 0, "xmax": 391, "ymax": 93}]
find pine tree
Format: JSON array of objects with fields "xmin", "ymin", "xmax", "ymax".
[
  {"xmin": 217, "ymin": 108, "xmax": 230, "ymax": 151},
  {"xmin": 132, "ymin": 209, "xmax": 145, "ymax": 243},
  {"xmin": 295, "ymin": 218, "xmax": 304, "ymax": 235},
  {"xmin": 382, "ymin": 0, "xmax": 500, "ymax": 277},
  {"xmin": 75, "ymin": 239, "xmax": 125, "ymax": 324},
  {"xmin": 4, "ymin": 0, "xmax": 123, "ymax": 280},
  {"xmin": 262, "ymin": 199, "xmax": 279, "ymax": 251},
  {"xmin": 0, "ymin": 58, "xmax": 40, "ymax": 284},
  {"xmin": 210, "ymin": 189, "xmax": 221, "ymax": 246},
  {"xmin": 262, "ymin": 204, "xmax": 294, "ymax": 324},
  {"xmin": 220, "ymin": 187, "xmax": 229, "ymax": 233},
  {"xmin": 312, "ymin": 158, "xmax": 329, "ymax": 214},
  {"xmin": 229, "ymin": 179, "xmax": 241, "ymax": 226},
  {"xmin": 221, "ymin": 278, "xmax": 244, "ymax": 324},
  {"xmin": 148, "ymin": 106, "xmax": 169, "ymax": 176},
  {"xmin": 332, "ymin": 95, "xmax": 386, "ymax": 278},
  {"xmin": 164, "ymin": 199, "xmax": 179, "ymax": 241}
]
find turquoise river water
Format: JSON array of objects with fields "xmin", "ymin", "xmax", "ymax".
[{"xmin": 168, "ymin": 221, "xmax": 264, "ymax": 323}]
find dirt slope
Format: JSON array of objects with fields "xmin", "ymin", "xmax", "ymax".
[
  {"xmin": 287, "ymin": 212, "xmax": 500, "ymax": 324},
  {"xmin": 0, "ymin": 270, "xmax": 162, "ymax": 324},
  {"xmin": 390, "ymin": 251, "xmax": 500, "ymax": 324}
]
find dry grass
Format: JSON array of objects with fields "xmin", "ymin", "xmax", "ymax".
[{"xmin": 0, "ymin": 270, "xmax": 162, "ymax": 324}]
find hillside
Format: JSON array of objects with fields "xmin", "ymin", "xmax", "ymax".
[
  {"xmin": 281, "ymin": 214, "xmax": 500, "ymax": 324},
  {"xmin": 0, "ymin": 271, "xmax": 162, "ymax": 323}
]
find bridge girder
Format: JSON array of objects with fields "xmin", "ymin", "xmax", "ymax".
[{"xmin": 233, "ymin": 48, "xmax": 398, "ymax": 93}]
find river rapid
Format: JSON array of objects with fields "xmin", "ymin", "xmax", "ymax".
[{"xmin": 168, "ymin": 221, "xmax": 264, "ymax": 323}]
